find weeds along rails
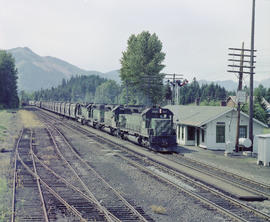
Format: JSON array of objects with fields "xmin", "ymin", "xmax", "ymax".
[{"xmin": 34, "ymin": 101, "xmax": 176, "ymax": 152}]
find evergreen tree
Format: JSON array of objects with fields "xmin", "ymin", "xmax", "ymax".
[
  {"xmin": 94, "ymin": 80, "xmax": 120, "ymax": 104},
  {"xmin": 165, "ymin": 83, "xmax": 172, "ymax": 103},
  {"xmin": 0, "ymin": 50, "xmax": 19, "ymax": 108},
  {"xmin": 32, "ymin": 75, "xmax": 120, "ymax": 103}
]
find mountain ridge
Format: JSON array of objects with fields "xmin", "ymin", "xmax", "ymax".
[
  {"xmin": 7, "ymin": 47, "xmax": 120, "ymax": 92},
  {"xmin": 6, "ymin": 47, "xmax": 270, "ymax": 92}
]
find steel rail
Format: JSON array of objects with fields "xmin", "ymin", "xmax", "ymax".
[
  {"xmin": 45, "ymin": 121, "xmax": 148, "ymax": 222},
  {"xmin": 35, "ymin": 107, "xmax": 270, "ymax": 193},
  {"xmin": 58, "ymin": 122, "xmax": 248, "ymax": 221},
  {"xmin": 32, "ymin": 110, "xmax": 130, "ymax": 221},
  {"xmin": 44, "ymin": 124, "xmax": 118, "ymax": 222},
  {"xmin": 30, "ymin": 150, "xmax": 120, "ymax": 222},
  {"xmin": 46, "ymin": 117, "xmax": 247, "ymax": 221},
  {"xmin": 117, "ymin": 153, "xmax": 248, "ymax": 222},
  {"xmin": 11, "ymin": 129, "xmax": 24, "ymax": 222},
  {"xmin": 121, "ymin": 153, "xmax": 270, "ymax": 221},
  {"xmin": 167, "ymin": 155, "xmax": 270, "ymax": 199},
  {"xmin": 16, "ymin": 145, "xmax": 88, "ymax": 222},
  {"xmin": 58, "ymin": 119, "xmax": 270, "ymax": 222},
  {"xmin": 29, "ymin": 130, "xmax": 49, "ymax": 222},
  {"xmin": 173, "ymin": 154, "xmax": 270, "ymax": 195},
  {"xmin": 35, "ymin": 107, "xmax": 270, "ymax": 221}
]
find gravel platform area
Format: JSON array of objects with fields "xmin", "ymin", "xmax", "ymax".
[
  {"xmin": 176, "ymin": 145, "xmax": 270, "ymax": 215},
  {"xmin": 177, "ymin": 145, "xmax": 270, "ymax": 185},
  {"xmin": 60, "ymin": 124, "xmax": 229, "ymax": 222}
]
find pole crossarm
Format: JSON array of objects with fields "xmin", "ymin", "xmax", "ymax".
[
  {"xmin": 227, "ymin": 70, "xmax": 255, "ymax": 75},
  {"xmin": 228, "ymin": 53, "xmax": 256, "ymax": 58},
  {"xmin": 228, "ymin": 65, "xmax": 255, "ymax": 69},
  {"xmin": 228, "ymin": 48, "xmax": 257, "ymax": 52},
  {"xmin": 228, "ymin": 59, "xmax": 256, "ymax": 63},
  {"xmin": 162, "ymin": 73, "xmax": 183, "ymax": 76}
]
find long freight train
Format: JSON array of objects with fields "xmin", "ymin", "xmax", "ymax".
[{"xmin": 32, "ymin": 101, "xmax": 176, "ymax": 152}]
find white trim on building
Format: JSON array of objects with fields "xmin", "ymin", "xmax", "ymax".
[{"xmin": 165, "ymin": 105, "xmax": 268, "ymax": 150}]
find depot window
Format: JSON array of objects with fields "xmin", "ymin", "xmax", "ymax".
[
  {"xmin": 187, "ymin": 126, "xmax": 195, "ymax": 140},
  {"xmin": 239, "ymin": 125, "xmax": 247, "ymax": 138},
  {"xmin": 202, "ymin": 130, "xmax": 205, "ymax": 143},
  {"xmin": 216, "ymin": 124, "xmax": 225, "ymax": 143}
]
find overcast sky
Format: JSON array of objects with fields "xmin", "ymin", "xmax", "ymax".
[{"xmin": 1, "ymin": 0, "xmax": 270, "ymax": 82}]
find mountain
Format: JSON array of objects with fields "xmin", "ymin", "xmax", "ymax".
[
  {"xmin": 7, "ymin": 47, "xmax": 120, "ymax": 92},
  {"xmin": 198, "ymin": 79, "xmax": 263, "ymax": 91},
  {"xmin": 7, "ymin": 47, "xmax": 269, "ymax": 92}
]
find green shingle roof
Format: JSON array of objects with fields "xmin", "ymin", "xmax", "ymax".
[{"xmin": 165, "ymin": 105, "xmax": 233, "ymax": 127}]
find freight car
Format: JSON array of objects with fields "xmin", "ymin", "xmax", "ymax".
[{"xmin": 38, "ymin": 101, "xmax": 176, "ymax": 152}]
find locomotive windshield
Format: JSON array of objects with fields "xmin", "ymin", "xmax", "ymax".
[
  {"xmin": 151, "ymin": 113, "xmax": 172, "ymax": 119},
  {"xmin": 149, "ymin": 108, "xmax": 173, "ymax": 120}
]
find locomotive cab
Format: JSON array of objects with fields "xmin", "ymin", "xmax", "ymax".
[{"xmin": 142, "ymin": 108, "xmax": 176, "ymax": 149}]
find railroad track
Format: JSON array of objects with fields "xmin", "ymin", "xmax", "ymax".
[
  {"xmin": 33, "ymin": 111, "xmax": 153, "ymax": 221},
  {"xmin": 33, "ymin": 107, "xmax": 270, "ymax": 222},
  {"xmin": 167, "ymin": 153, "xmax": 270, "ymax": 200},
  {"xmin": 12, "ymin": 128, "xmax": 114, "ymax": 221},
  {"xmin": 12, "ymin": 128, "xmax": 50, "ymax": 222},
  {"xmin": 36, "ymin": 107, "xmax": 270, "ymax": 199}
]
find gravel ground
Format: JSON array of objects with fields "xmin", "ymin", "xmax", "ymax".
[
  {"xmin": 177, "ymin": 145, "xmax": 270, "ymax": 215},
  {"xmin": 61, "ymin": 124, "xmax": 229, "ymax": 222},
  {"xmin": 178, "ymin": 145, "xmax": 270, "ymax": 185}
]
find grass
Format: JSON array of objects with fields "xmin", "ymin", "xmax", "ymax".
[
  {"xmin": 0, "ymin": 110, "xmax": 15, "ymax": 221},
  {"xmin": 150, "ymin": 205, "xmax": 167, "ymax": 214},
  {"xmin": 0, "ymin": 111, "xmax": 9, "ymax": 142},
  {"xmin": 18, "ymin": 110, "xmax": 43, "ymax": 128},
  {"xmin": 0, "ymin": 158, "xmax": 12, "ymax": 222},
  {"xmin": 0, "ymin": 178, "xmax": 11, "ymax": 221}
]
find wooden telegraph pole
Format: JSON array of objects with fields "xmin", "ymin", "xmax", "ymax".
[
  {"xmin": 235, "ymin": 42, "xmax": 245, "ymax": 152},
  {"xmin": 228, "ymin": 42, "xmax": 256, "ymax": 152}
]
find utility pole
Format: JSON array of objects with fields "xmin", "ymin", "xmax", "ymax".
[
  {"xmin": 228, "ymin": 43, "xmax": 256, "ymax": 152},
  {"xmin": 249, "ymin": 0, "xmax": 256, "ymax": 152},
  {"xmin": 235, "ymin": 42, "xmax": 245, "ymax": 152}
]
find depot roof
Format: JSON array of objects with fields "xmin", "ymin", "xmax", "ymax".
[{"xmin": 164, "ymin": 105, "xmax": 268, "ymax": 128}]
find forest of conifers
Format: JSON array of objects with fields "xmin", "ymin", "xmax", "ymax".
[{"xmin": 28, "ymin": 75, "xmax": 229, "ymax": 105}]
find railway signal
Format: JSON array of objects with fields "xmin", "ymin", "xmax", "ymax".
[{"xmin": 164, "ymin": 73, "xmax": 188, "ymax": 105}]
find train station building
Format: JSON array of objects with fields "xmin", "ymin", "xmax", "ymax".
[{"xmin": 165, "ymin": 105, "xmax": 268, "ymax": 151}]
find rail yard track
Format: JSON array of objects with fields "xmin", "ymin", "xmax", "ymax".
[
  {"xmin": 12, "ymin": 124, "xmax": 152, "ymax": 221},
  {"xmin": 12, "ymin": 128, "xmax": 112, "ymax": 221},
  {"xmin": 33, "ymin": 107, "xmax": 270, "ymax": 221}
]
